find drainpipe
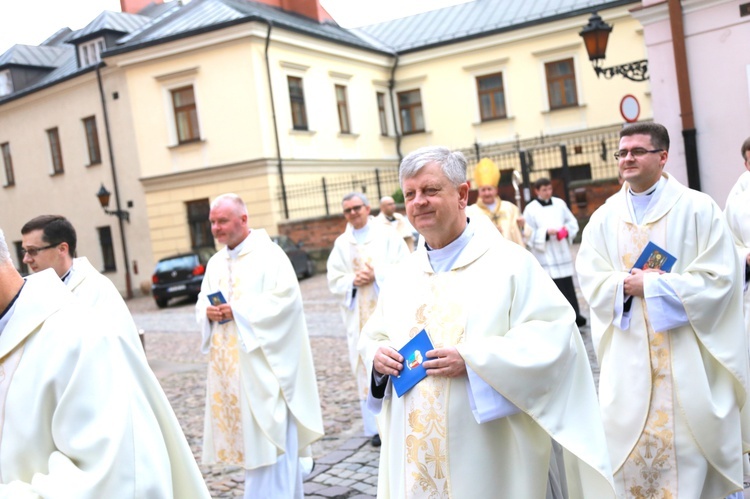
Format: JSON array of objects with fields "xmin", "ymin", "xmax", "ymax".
[
  {"xmin": 96, "ymin": 64, "xmax": 133, "ymax": 299},
  {"xmin": 668, "ymin": 0, "xmax": 700, "ymax": 191},
  {"xmin": 388, "ymin": 54, "xmax": 402, "ymax": 163},
  {"xmin": 261, "ymin": 19, "xmax": 289, "ymax": 218}
]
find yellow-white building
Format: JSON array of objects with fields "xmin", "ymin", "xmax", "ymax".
[{"xmin": 0, "ymin": 0, "xmax": 650, "ymax": 295}]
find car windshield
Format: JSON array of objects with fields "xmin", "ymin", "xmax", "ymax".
[{"xmin": 155, "ymin": 255, "xmax": 196, "ymax": 272}]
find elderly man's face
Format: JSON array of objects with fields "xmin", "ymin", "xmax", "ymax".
[
  {"xmin": 209, "ymin": 201, "xmax": 248, "ymax": 249},
  {"xmin": 380, "ymin": 198, "xmax": 396, "ymax": 217},
  {"xmin": 343, "ymin": 197, "xmax": 370, "ymax": 230},
  {"xmin": 403, "ymin": 162, "xmax": 468, "ymax": 249},
  {"xmin": 478, "ymin": 185, "xmax": 497, "ymax": 205}
]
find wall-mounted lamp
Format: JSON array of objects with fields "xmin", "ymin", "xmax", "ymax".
[
  {"xmin": 96, "ymin": 183, "xmax": 130, "ymax": 223},
  {"xmin": 579, "ymin": 12, "xmax": 649, "ymax": 82}
]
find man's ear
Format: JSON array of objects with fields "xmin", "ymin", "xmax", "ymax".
[
  {"xmin": 58, "ymin": 241, "xmax": 70, "ymax": 257},
  {"xmin": 457, "ymin": 182, "xmax": 470, "ymax": 208}
]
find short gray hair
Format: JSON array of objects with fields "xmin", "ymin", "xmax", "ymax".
[
  {"xmin": 0, "ymin": 228, "xmax": 10, "ymax": 264},
  {"xmin": 399, "ymin": 146, "xmax": 467, "ymax": 187},
  {"xmin": 211, "ymin": 193, "xmax": 248, "ymax": 216},
  {"xmin": 342, "ymin": 192, "xmax": 369, "ymax": 207}
]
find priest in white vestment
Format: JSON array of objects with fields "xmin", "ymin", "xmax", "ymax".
[
  {"xmin": 20, "ymin": 214, "xmax": 143, "ymax": 351},
  {"xmin": 576, "ymin": 122, "xmax": 750, "ymax": 498},
  {"xmin": 196, "ymin": 194, "xmax": 323, "ymax": 499},
  {"xmin": 328, "ymin": 192, "xmax": 410, "ymax": 446},
  {"xmin": 360, "ymin": 146, "xmax": 616, "ymax": 498},
  {"xmin": 375, "ymin": 195, "xmax": 416, "ymax": 252},
  {"xmin": 0, "ymin": 228, "xmax": 210, "ymax": 498}
]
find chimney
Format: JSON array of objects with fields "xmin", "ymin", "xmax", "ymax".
[
  {"xmin": 253, "ymin": 0, "xmax": 334, "ymax": 23},
  {"xmin": 120, "ymin": 0, "xmax": 164, "ymax": 14}
]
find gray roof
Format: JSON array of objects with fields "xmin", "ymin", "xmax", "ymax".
[
  {"xmin": 0, "ymin": 44, "xmax": 70, "ymax": 68},
  {"xmin": 69, "ymin": 11, "xmax": 152, "ymax": 42},
  {"xmin": 354, "ymin": 0, "xmax": 639, "ymax": 52},
  {"xmin": 112, "ymin": 0, "xmax": 388, "ymax": 55}
]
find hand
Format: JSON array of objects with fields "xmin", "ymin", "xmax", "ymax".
[
  {"xmin": 353, "ymin": 263, "xmax": 375, "ymax": 287},
  {"xmin": 746, "ymin": 253, "xmax": 750, "ymax": 266},
  {"xmin": 547, "ymin": 227, "xmax": 559, "ymax": 236},
  {"xmin": 207, "ymin": 304, "xmax": 233, "ymax": 322},
  {"xmin": 516, "ymin": 216, "xmax": 525, "ymax": 229},
  {"xmin": 624, "ymin": 268, "xmax": 663, "ymax": 298},
  {"xmin": 422, "ymin": 347, "xmax": 467, "ymax": 378},
  {"xmin": 373, "ymin": 346, "xmax": 403, "ymax": 377}
]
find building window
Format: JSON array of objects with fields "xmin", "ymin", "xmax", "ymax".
[
  {"xmin": 477, "ymin": 73, "xmax": 506, "ymax": 121},
  {"xmin": 171, "ymin": 86, "xmax": 201, "ymax": 144},
  {"xmin": 78, "ymin": 37, "xmax": 106, "ymax": 67},
  {"xmin": 13, "ymin": 241, "xmax": 29, "ymax": 275},
  {"xmin": 287, "ymin": 76, "xmax": 308, "ymax": 130},
  {"xmin": 186, "ymin": 199, "xmax": 214, "ymax": 250},
  {"xmin": 0, "ymin": 70, "xmax": 12, "ymax": 96},
  {"xmin": 47, "ymin": 127, "xmax": 64, "ymax": 174},
  {"xmin": 545, "ymin": 58, "xmax": 578, "ymax": 110},
  {"xmin": 1, "ymin": 142, "xmax": 14, "ymax": 186},
  {"xmin": 98, "ymin": 226, "xmax": 116, "ymax": 272},
  {"xmin": 82, "ymin": 116, "xmax": 101, "ymax": 165},
  {"xmin": 376, "ymin": 92, "xmax": 388, "ymax": 136},
  {"xmin": 397, "ymin": 89, "xmax": 424, "ymax": 135},
  {"xmin": 335, "ymin": 85, "xmax": 351, "ymax": 134}
]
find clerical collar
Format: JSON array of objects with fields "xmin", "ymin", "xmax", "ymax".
[
  {"xmin": 425, "ymin": 219, "xmax": 474, "ymax": 273},
  {"xmin": 385, "ymin": 215, "xmax": 396, "ymax": 222},
  {"xmin": 535, "ymin": 197, "xmax": 553, "ymax": 207},
  {"xmin": 352, "ymin": 222, "xmax": 370, "ymax": 245},
  {"xmin": 227, "ymin": 231, "xmax": 251, "ymax": 259},
  {"xmin": 60, "ymin": 265, "xmax": 73, "ymax": 283},
  {"xmin": 0, "ymin": 281, "xmax": 25, "ymax": 336},
  {"xmin": 629, "ymin": 180, "xmax": 659, "ymax": 197}
]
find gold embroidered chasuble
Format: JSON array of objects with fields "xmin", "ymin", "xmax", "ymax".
[
  {"xmin": 576, "ymin": 174, "xmax": 750, "ymax": 498},
  {"xmin": 327, "ymin": 220, "xmax": 410, "ymax": 401},
  {"xmin": 197, "ymin": 229, "xmax": 323, "ymax": 470},
  {"xmin": 360, "ymin": 219, "xmax": 616, "ymax": 498},
  {"xmin": 467, "ymin": 197, "xmax": 528, "ymax": 246}
]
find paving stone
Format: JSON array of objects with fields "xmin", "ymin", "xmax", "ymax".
[
  {"xmin": 304, "ymin": 482, "xmax": 328, "ymax": 494},
  {"xmin": 317, "ymin": 449, "xmax": 356, "ymax": 465},
  {"xmin": 317, "ymin": 486, "xmax": 355, "ymax": 498}
]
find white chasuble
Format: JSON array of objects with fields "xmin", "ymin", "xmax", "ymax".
[
  {"xmin": 197, "ymin": 229, "xmax": 324, "ymax": 471},
  {"xmin": 360, "ymin": 218, "xmax": 615, "ymax": 498},
  {"xmin": 577, "ymin": 173, "xmax": 750, "ymax": 498}
]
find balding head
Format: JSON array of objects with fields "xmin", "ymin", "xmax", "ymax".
[{"xmin": 379, "ymin": 196, "xmax": 396, "ymax": 217}]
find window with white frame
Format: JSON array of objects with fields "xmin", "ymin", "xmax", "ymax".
[
  {"xmin": 545, "ymin": 58, "xmax": 578, "ymax": 110},
  {"xmin": 78, "ymin": 37, "xmax": 106, "ymax": 67},
  {"xmin": 171, "ymin": 85, "xmax": 201, "ymax": 144},
  {"xmin": 0, "ymin": 70, "xmax": 12, "ymax": 96},
  {"xmin": 397, "ymin": 89, "xmax": 424, "ymax": 135}
]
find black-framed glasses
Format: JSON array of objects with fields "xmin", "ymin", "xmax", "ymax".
[
  {"xmin": 343, "ymin": 205, "xmax": 365, "ymax": 215},
  {"xmin": 21, "ymin": 243, "xmax": 58, "ymax": 257},
  {"xmin": 614, "ymin": 148, "xmax": 664, "ymax": 160}
]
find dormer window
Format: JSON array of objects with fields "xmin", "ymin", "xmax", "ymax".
[
  {"xmin": 0, "ymin": 70, "xmax": 12, "ymax": 97},
  {"xmin": 78, "ymin": 37, "xmax": 106, "ymax": 67}
]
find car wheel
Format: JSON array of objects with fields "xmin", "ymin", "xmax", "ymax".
[
  {"xmin": 304, "ymin": 259, "xmax": 315, "ymax": 278},
  {"xmin": 155, "ymin": 297, "xmax": 169, "ymax": 308}
]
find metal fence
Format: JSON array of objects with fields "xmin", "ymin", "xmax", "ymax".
[{"xmin": 278, "ymin": 127, "xmax": 622, "ymax": 220}]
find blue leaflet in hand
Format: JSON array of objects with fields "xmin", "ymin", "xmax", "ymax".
[
  {"xmin": 207, "ymin": 291, "xmax": 231, "ymax": 324},
  {"xmin": 633, "ymin": 241, "xmax": 677, "ymax": 272},
  {"xmin": 392, "ymin": 329, "xmax": 434, "ymax": 398}
]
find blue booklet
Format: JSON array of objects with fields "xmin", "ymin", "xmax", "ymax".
[
  {"xmin": 633, "ymin": 241, "xmax": 677, "ymax": 272},
  {"xmin": 207, "ymin": 291, "xmax": 231, "ymax": 324},
  {"xmin": 392, "ymin": 329, "xmax": 434, "ymax": 398}
]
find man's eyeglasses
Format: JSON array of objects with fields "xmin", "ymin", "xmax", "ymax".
[
  {"xmin": 21, "ymin": 243, "xmax": 59, "ymax": 257},
  {"xmin": 614, "ymin": 148, "xmax": 664, "ymax": 160},
  {"xmin": 343, "ymin": 205, "xmax": 365, "ymax": 215}
]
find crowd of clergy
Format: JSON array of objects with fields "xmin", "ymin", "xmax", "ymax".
[{"xmin": 2, "ymin": 121, "xmax": 750, "ymax": 499}]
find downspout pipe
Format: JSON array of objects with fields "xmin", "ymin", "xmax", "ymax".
[
  {"xmin": 668, "ymin": 0, "xmax": 701, "ymax": 191},
  {"xmin": 388, "ymin": 54, "xmax": 402, "ymax": 163},
  {"xmin": 96, "ymin": 64, "xmax": 133, "ymax": 299},
  {"xmin": 261, "ymin": 19, "xmax": 289, "ymax": 219}
]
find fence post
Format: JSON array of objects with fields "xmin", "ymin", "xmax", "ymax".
[
  {"xmin": 519, "ymin": 150, "xmax": 531, "ymax": 203},
  {"xmin": 560, "ymin": 145, "xmax": 572, "ymax": 207},
  {"xmin": 322, "ymin": 177, "xmax": 330, "ymax": 216},
  {"xmin": 375, "ymin": 169, "xmax": 382, "ymax": 201},
  {"xmin": 474, "ymin": 140, "xmax": 481, "ymax": 162}
]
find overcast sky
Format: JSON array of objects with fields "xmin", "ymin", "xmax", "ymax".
[{"xmin": 0, "ymin": 0, "xmax": 471, "ymax": 55}]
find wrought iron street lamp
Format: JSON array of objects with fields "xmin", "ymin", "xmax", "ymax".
[
  {"xmin": 96, "ymin": 183, "xmax": 130, "ymax": 222},
  {"xmin": 579, "ymin": 12, "xmax": 648, "ymax": 82}
]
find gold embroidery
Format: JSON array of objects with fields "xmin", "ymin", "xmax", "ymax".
[
  {"xmin": 404, "ymin": 272, "xmax": 465, "ymax": 498},
  {"xmin": 620, "ymin": 224, "xmax": 677, "ymax": 498}
]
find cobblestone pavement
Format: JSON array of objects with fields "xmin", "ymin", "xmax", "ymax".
[{"xmin": 129, "ymin": 246, "xmax": 599, "ymax": 498}]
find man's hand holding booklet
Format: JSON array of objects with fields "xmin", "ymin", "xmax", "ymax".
[{"xmin": 392, "ymin": 329, "xmax": 434, "ymax": 397}]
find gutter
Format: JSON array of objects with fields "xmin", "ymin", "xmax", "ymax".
[{"xmin": 388, "ymin": 54, "xmax": 402, "ymax": 163}]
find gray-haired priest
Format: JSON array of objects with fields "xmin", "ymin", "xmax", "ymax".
[
  {"xmin": 359, "ymin": 146, "xmax": 615, "ymax": 498},
  {"xmin": 0, "ymin": 226, "xmax": 210, "ymax": 498}
]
